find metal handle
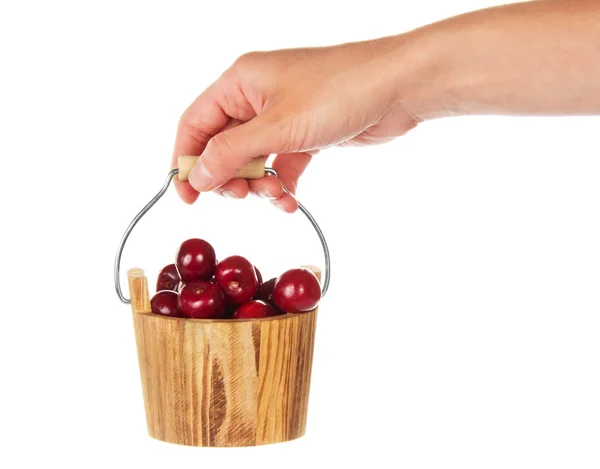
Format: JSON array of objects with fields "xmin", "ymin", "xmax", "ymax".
[{"xmin": 114, "ymin": 168, "xmax": 331, "ymax": 304}]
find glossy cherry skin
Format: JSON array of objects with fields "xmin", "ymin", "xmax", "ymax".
[
  {"xmin": 256, "ymin": 277, "xmax": 276, "ymax": 303},
  {"xmin": 234, "ymin": 300, "xmax": 282, "ymax": 319},
  {"xmin": 255, "ymin": 266, "xmax": 263, "ymax": 286},
  {"xmin": 178, "ymin": 281, "xmax": 226, "ymax": 319},
  {"xmin": 272, "ymin": 268, "xmax": 321, "ymax": 313},
  {"xmin": 176, "ymin": 238, "xmax": 216, "ymax": 282},
  {"xmin": 156, "ymin": 264, "xmax": 181, "ymax": 292},
  {"xmin": 150, "ymin": 290, "xmax": 180, "ymax": 317},
  {"xmin": 214, "ymin": 255, "xmax": 259, "ymax": 305}
]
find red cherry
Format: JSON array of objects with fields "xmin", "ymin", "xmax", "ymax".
[
  {"xmin": 234, "ymin": 300, "xmax": 282, "ymax": 319},
  {"xmin": 224, "ymin": 301, "xmax": 238, "ymax": 319},
  {"xmin": 178, "ymin": 281, "xmax": 225, "ymax": 319},
  {"xmin": 272, "ymin": 268, "xmax": 321, "ymax": 313},
  {"xmin": 176, "ymin": 239, "xmax": 216, "ymax": 282},
  {"xmin": 214, "ymin": 255, "xmax": 259, "ymax": 305},
  {"xmin": 256, "ymin": 277, "xmax": 276, "ymax": 303},
  {"xmin": 150, "ymin": 290, "xmax": 180, "ymax": 317},
  {"xmin": 156, "ymin": 264, "xmax": 181, "ymax": 292},
  {"xmin": 255, "ymin": 266, "xmax": 263, "ymax": 286}
]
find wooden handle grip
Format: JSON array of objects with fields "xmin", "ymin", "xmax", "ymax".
[{"xmin": 177, "ymin": 155, "xmax": 266, "ymax": 182}]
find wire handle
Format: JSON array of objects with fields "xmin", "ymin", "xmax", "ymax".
[{"xmin": 114, "ymin": 168, "xmax": 331, "ymax": 304}]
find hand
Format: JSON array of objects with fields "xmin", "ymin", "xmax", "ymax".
[
  {"xmin": 172, "ymin": 0, "xmax": 600, "ymax": 213},
  {"xmin": 171, "ymin": 38, "xmax": 420, "ymax": 212}
]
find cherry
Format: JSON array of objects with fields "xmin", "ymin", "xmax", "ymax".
[
  {"xmin": 234, "ymin": 300, "xmax": 282, "ymax": 319},
  {"xmin": 150, "ymin": 290, "xmax": 179, "ymax": 317},
  {"xmin": 176, "ymin": 238, "xmax": 216, "ymax": 282},
  {"xmin": 256, "ymin": 277, "xmax": 276, "ymax": 303},
  {"xmin": 156, "ymin": 264, "xmax": 181, "ymax": 292},
  {"xmin": 214, "ymin": 255, "xmax": 259, "ymax": 305},
  {"xmin": 178, "ymin": 281, "xmax": 226, "ymax": 319},
  {"xmin": 255, "ymin": 266, "xmax": 263, "ymax": 286},
  {"xmin": 224, "ymin": 301, "xmax": 238, "ymax": 319},
  {"xmin": 272, "ymin": 268, "xmax": 321, "ymax": 313}
]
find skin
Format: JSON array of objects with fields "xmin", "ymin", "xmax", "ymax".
[{"xmin": 171, "ymin": 0, "xmax": 600, "ymax": 212}]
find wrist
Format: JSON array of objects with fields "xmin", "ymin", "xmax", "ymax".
[{"xmin": 383, "ymin": 30, "xmax": 464, "ymax": 123}]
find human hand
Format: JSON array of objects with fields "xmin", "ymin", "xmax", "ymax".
[
  {"xmin": 171, "ymin": 38, "xmax": 421, "ymax": 212},
  {"xmin": 173, "ymin": 0, "xmax": 600, "ymax": 212}
]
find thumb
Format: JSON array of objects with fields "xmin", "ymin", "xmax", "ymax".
[{"xmin": 188, "ymin": 113, "xmax": 286, "ymax": 192}]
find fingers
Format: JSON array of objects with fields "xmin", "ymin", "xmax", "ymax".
[
  {"xmin": 171, "ymin": 85, "xmax": 230, "ymax": 204},
  {"xmin": 249, "ymin": 152, "xmax": 313, "ymax": 213},
  {"xmin": 187, "ymin": 111, "xmax": 286, "ymax": 193},
  {"xmin": 215, "ymin": 178, "xmax": 250, "ymax": 199},
  {"xmin": 249, "ymin": 174, "xmax": 285, "ymax": 200},
  {"xmin": 206, "ymin": 118, "xmax": 251, "ymax": 200}
]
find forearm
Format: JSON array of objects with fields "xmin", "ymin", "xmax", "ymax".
[{"xmin": 395, "ymin": 0, "xmax": 600, "ymax": 119}]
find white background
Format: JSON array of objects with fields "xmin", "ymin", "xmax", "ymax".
[{"xmin": 1, "ymin": 0, "xmax": 599, "ymax": 467}]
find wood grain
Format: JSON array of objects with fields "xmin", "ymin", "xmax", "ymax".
[
  {"xmin": 177, "ymin": 155, "xmax": 266, "ymax": 182},
  {"xmin": 127, "ymin": 267, "xmax": 320, "ymax": 447},
  {"xmin": 127, "ymin": 268, "xmax": 150, "ymax": 314}
]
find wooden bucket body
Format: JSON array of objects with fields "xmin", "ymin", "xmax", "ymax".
[{"xmin": 127, "ymin": 268, "xmax": 318, "ymax": 447}]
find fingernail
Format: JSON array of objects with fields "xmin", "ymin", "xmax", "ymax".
[
  {"xmin": 188, "ymin": 160, "xmax": 213, "ymax": 191},
  {"xmin": 257, "ymin": 189, "xmax": 275, "ymax": 199},
  {"xmin": 272, "ymin": 200, "xmax": 287, "ymax": 212},
  {"xmin": 221, "ymin": 190, "xmax": 239, "ymax": 199}
]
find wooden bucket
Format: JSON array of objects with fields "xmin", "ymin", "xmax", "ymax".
[{"xmin": 127, "ymin": 267, "xmax": 320, "ymax": 447}]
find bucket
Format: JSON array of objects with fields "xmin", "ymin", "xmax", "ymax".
[
  {"xmin": 115, "ymin": 156, "xmax": 330, "ymax": 447},
  {"xmin": 126, "ymin": 266, "xmax": 319, "ymax": 447}
]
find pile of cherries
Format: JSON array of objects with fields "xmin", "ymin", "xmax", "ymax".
[{"xmin": 150, "ymin": 238, "xmax": 321, "ymax": 319}]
